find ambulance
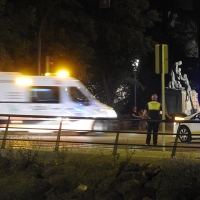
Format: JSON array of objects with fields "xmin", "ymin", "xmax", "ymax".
[{"xmin": 0, "ymin": 72, "xmax": 117, "ymax": 133}]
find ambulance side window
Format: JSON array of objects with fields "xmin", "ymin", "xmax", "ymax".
[
  {"xmin": 30, "ymin": 86, "xmax": 59, "ymax": 103},
  {"xmin": 69, "ymin": 87, "xmax": 90, "ymax": 105}
]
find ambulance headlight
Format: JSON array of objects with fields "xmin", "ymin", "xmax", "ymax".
[
  {"xmin": 101, "ymin": 109, "xmax": 117, "ymax": 118},
  {"xmin": 108, "ymin": 110, "xmax": 117, "ymax": 118}
]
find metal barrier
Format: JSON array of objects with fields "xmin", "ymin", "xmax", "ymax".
[{"xmin": 0, "ymin": 114, "xmax": 200, "ymax": 158}]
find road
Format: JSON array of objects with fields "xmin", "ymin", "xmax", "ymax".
[{"xmin": 1, "ymin": 128, "xmax": 200, "ymax": 155}]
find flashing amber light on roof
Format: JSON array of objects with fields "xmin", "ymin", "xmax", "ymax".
[
  {"xmin": 45, "ymin": 72, "xmax": 51, "ymax": 76},
  {"xmin": 44, "ymin": 71, "xmax": 69, "ymax": 77},
  {"xmin": 15, "ymin": 77, "xmax": 32, "ymax": 86},
  {"xmin": 56, "ymin": 70, "xmax": 69, "ymax": 77}
]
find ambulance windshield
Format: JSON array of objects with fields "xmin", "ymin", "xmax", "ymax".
[{"xmin": 68, "ymin": 87, "xmax": 90, "ymax": 105}]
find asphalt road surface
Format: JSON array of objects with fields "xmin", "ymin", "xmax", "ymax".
[{"xmin": 1, "ymin": 128, "xmax": 200, "ymax": 155}]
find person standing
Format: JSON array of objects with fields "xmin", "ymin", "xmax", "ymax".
[{"xmin": 142, "ymin": 94, "xmax": 172, "ymax": 145}]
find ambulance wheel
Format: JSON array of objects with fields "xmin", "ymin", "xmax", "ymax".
[{"xmin": 92, "ymin": 120, "xmax": 107, "ymax": 134}]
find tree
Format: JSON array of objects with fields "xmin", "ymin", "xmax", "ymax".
[
  {"xmin": 80, "ymin": 0, "xmax": 159, "ymax": 108},
  {"xmin": 0, "ymin": 0, "xmax": 159, "ymax": 113},
  {"xmin": 38, "ymin": 0, "xmax": 97, "ymax": 79},
  {"xmin": 0, "ymin": 0, "xmax": 37, "ymax": 72},
  {"xmin": 0, "ymin": 0, "xmax": 97, "ymax": 76},
  {"xmin": 0, "ymin": 0, "xmax": 14, "ymax": 70}
]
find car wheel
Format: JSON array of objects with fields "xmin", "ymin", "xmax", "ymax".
[
  {"xmin": 178, "ymin": 125, "xmax": 192, "ymax": 143},
  {"xmin": 92, "ymin": 120, "xmax": 107, "ymax": 135}
]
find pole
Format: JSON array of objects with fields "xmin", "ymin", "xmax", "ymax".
[
  {"xmin": 37, "ymin": 1, "xmax": 60, "ymax": 76},
  {"xmin": 132, "ymin": 59, "xmax": 139, "ymax": 107},
  {"xmin": 46, "ymin": 56, "xmax": 49, "ymax": 73},
  {"xmin": 1, "ymin": 116, "xmax": 10, "ymax": 149},
  {"xmin": 134, "ymin": 72, "xmax": 137, "ymax": 107},
  {"xmin": 38, "ymin": 28, "xmax": 42, "ymax": 75},
  {"xmin": 55, "ymin": 118, "xmax": 62, "ymax": 152},
  {"xmin": 161, "ymin": 45, "xmax": 166, "ymax": 152}
]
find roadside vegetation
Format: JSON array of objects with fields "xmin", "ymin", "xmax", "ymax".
[{"xmin": 0, "ymin": 147, "xmax": 200, "ymax": 199}]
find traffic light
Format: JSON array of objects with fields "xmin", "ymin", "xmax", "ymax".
[{"xmin": 46, "ymin": 56, "xmax": 54, "ymax": 73}]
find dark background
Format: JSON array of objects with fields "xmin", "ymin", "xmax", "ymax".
[{"xmin": 129, "ymin": 0, "xmax": 200, "ymax": 114}]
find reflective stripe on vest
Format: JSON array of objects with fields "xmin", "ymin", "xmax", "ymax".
[{"xmin": 147, "ymin": 101, "xmax": 161, "ymax": 110}]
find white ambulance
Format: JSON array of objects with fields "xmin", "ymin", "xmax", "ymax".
[{"xmin": 0, "ymin": 72, "xmax": 117, "ymax": 133}]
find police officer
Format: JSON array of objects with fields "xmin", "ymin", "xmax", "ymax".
[{"xmin": 142, "ymin": 94, "xmax": 172, "ymax": 145}]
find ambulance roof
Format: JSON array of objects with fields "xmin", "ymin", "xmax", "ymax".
[{"xmin": 0, "ymin": 72, "xmax": 83, "ymax": 87}]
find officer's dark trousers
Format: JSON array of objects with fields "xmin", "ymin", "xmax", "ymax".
[{"xmin": 146, "ymin": 122, "xmax": 159, "ymax": 144}]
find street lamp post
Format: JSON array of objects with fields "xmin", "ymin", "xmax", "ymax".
[
  {"xmin": 131, "ymin": 59, "xmax": 139, "ymax": 107},
  {"xmin": 37, "ymin": 1, "xmax": 60, "ymax": 75}
]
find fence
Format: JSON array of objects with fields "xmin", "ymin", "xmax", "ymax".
[{"xmin": 0, "ymin": 114, "xmax": 199, "ymax": 158}]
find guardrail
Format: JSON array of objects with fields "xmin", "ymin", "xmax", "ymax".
[{"xmin": 0, "ymin": 114, "xmax": 199, "ymax": 158}]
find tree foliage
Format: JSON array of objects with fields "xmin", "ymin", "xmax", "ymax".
[
  {"xmin": 0, "ymin": 0, "xmax": 160, "ymax": 111},
  {"xmin": 84, "ymin": 0, "xmax": 159, "ymax": 107},
  {"xmin": 0, "ymin": 0, "xmax": 37, "ymax": 72}
]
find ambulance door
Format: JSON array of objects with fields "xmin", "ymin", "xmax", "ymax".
[{"xmin": 63, "ymin": 86, "xmax": 92, "ymax": 117}]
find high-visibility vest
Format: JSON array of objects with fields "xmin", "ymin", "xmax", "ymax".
[
  {"xmin": 147, "ymin": 101, "xmax": 161, "ymax": 111},
  {"xmin": 147, "ymin": 101, "xmax": 161, "ymax": 119}
]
